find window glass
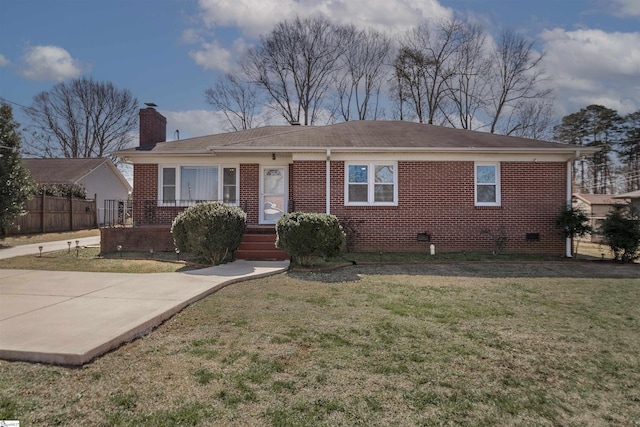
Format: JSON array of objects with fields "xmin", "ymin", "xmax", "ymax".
[
  {"xmin": 162, "ymin": 168, "xmax": 176, "ymax": 202},
  {"xmin": 223, "ymin": 167, "xmax": 237, "ymax": 203},
  {"xmin": 181, "ymin": 166, "xmax": 218, "ymax": 201},
  {"xmin": 349, "ymin": 165, "xmax": 368, "ymax": 183},
  {"xmin": 346, "ymin": 162, "xmax": 396, "ymax": 205},
  {"xmin": 475, "ymin": 163, "xmax": 500, "ymax": 206},
  {"xmin": 374, "ymin": 184, "xmax": 394, "ymax": 202},
  {"xmin": 349, "ymin": 184, "xmax": 368, "ymax": 202},
  {"xmin": 375, "ymin": 165, "xmax": 394, "ymax": 183},
  {"xmin": 477, "ymin": 185, "xmax": 496, "ymax": 203},
  {"xmin": 477, "ymin": 165, "xmax": 496, "ymax": 184},
  {"xmin": 264, "ymin": 169, "xmax": 284, "ymax": 194}
]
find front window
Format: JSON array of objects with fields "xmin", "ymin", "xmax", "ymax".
[
  {"xmin": 181, "ymin": 166, "xmax": 218, "ymax": 201},
  {"xmin": 346, "ymin": 162, "xmax": 397, "ymax": 206},
  {"xmin": 159, "ymin": 165, "xmax": 238, "ymax": 205},
  {"xmin": 475, "ymin": 162, "xmax": 501, "ymax": 206}
]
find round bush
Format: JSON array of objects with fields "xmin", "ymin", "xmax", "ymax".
[
  {"xmin": 171, "ymin": 202, "xmax": 246, "ymax": 265},
  {"xmin": 276, "ymin": 212, "xmax": 344, "ymax": 266}
]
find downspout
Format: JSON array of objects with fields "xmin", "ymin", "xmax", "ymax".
[
  {"xmin": 565, "ymin": 157, "xmax": 574, "ymax": 258},
  {"xmin": 326, "ymin": 149, "xmax": 331, "ymax": 214}
]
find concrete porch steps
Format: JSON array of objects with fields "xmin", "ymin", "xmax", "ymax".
[{"xmin": 236, "ymin": 229, "xmax": 289, "ymax": 261}]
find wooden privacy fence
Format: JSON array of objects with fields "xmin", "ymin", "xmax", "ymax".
[{"xmin": 8, "ymin": 194, "xmax": 97, "ymax": 235}]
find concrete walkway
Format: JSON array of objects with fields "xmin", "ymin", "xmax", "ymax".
[{"xmin": 0, "ymin": 254, "xmax": 289, "ymax": 365}]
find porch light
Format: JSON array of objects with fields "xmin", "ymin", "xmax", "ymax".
[{"xmin": 272, "ymin": 153, "xmax": 276, "ymax": 160}]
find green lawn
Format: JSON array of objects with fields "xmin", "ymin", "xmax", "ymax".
[
  {"xmin": 0, "ymin": 229, "xmax": 100, "ymax": 248},
  {"xmin": 1, "ymin": 262, "xmax": 639, "ymax": 426},
  {"xmin": 0, "ymin": 247, "xmax": 197, "ymax": 273}
]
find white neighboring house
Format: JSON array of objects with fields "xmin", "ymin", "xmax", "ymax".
[
  {"xmin": 23, "ymin": 158, "xmax": 132, "ymax": 225},
  {"xmin": 573, "ymin": 193, "xmax": 629, "ymax": 242},
  {"xmin": 615, "ymin": 190, "xmax": 640, "ymax": 210}
]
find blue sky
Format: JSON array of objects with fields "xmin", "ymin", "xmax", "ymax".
[{"xmin": 1, "ymin": 0, "xmax": 639, "ymax": 141}]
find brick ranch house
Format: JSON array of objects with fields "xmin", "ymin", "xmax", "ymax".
[{"xmin": 102, "ymin": 106, "xmax": 599, "ymax": 259}]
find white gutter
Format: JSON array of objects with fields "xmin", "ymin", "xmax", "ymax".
[
  {"xmin": 566, "ymin": 159, "xmax": 573, "ymax": 258},
  {"xmin": 326, "ymin": 149, "xmax": 331, "ymax": 214}
]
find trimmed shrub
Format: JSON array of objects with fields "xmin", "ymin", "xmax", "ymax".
[
  {"xmin": 601, "ymin": 204, "xmax": 640, "ymax": 263},
  {"xmin": 276, "ymin": 212, "xmax": 344, "ymax": 266},
  {"xmin": 171, "ymin": 202, "xmax": 246, "ymax": 265},
  {"xmin": 36, "ymin": 183, "xmax": 87, "ymax": 199}
]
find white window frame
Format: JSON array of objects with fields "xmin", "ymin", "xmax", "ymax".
[
  {"xmin": 344, "ymin": 161, "xmax": 398, "ymax": 206},
  {"xmin": 158, "ymin": 164, "xmax": 239, "ymax": 206},
  {"xmin": 474, "ymin": 162, "xmax": 501, "ymax": 207}
]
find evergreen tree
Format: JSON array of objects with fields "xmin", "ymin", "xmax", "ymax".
[
  {"xmin": 0, "ymin": 102, "xmax": 34, "ymax": 234},
  {"xmin": 618, "ymin": 111, "xmax": 640, "ymax": 191},
  {"xmin": 553, "ymin": 105, "xmax": 621, "ymax": 194}
]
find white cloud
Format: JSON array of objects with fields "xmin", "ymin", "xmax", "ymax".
[
  {"xmin": 609, "ymin": 0, "xmax": 640, "ymax": 17},
  {"xmin": 162, "ymin": 109, "xmax": 226, "ymax": 139},
  {"xmin": 540, "ymin": 28, "xmax": 640, "ymax": 114},
  {"xmin": 188, "ymin": 38, "xmax": 236, "ymax": 73},
  {"xmin": 19, "ymin": 45, "xmax": 84, "ymax": 81},
  {"xmin": 189, "ymin": 0, "xmax": 452, "ymax": 72},
  {"xmin": 197, "ymin": 0, "xmax": 451, "ymax": 38},
  {"xmin": 0, "ymin": 54, "xmax": 9, "ymax": 67}
]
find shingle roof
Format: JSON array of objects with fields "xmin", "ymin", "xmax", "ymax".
[
  {"xmin": 23, "ymin": 158, "xmax": 110, "ymax": 184},
  {"xmin": 573, "ymin": 193, "xmax": 628, "ymax": 205},
  {"xmin": 118, "ymin": 121, "xmax": 590, "ymax": 155},
  {"xmin": 615, "ymin": 190, "xmax": 640, "ymax": 199}
]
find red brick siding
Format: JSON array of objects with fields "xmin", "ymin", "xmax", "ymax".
[
  {"xmin": 131, "ymin": 159, "xmax": 567, "ymax": 254},
  {"xmin": 139, "ymin": 108, "xmax": 167, "ymax": 147},
  {"xmin": 133, "ymin": 164, "xmax": 157, "ymax": 225},
  {"xmin": 293, "ymin": 160, "xmax": 566, "ymax": 254},
  {"xmin": 241, "ymin": 164, "xmax": 260, "ymax": 225},
  {"xmin": 291, "ymin": 161, "xmax": 326, "ymax": 213},
  {"xmin": 101, "ymin": 227, "xmax": 174, "ymax": 253}
]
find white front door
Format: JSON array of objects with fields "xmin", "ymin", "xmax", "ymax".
[{"xmin": 260, "ymin": 166, "xmax": 288, "ymax": 224}]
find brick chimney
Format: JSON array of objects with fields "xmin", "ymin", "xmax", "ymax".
[{"xmin": 139, "ymin": 103, "xmax": 166, "ymax": 147}]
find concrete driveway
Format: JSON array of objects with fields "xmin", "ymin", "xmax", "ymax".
[{"xmin": 0, "ymin": 260, "xmax": 289, "ymax": 366}]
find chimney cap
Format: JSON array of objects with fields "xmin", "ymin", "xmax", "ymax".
[{"xmin": 144, "ymin": 102, "xmax": 158, "ymax": 108}]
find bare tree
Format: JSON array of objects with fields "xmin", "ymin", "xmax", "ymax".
[
  {"xmin": 394, "ymin": 18, "xmax": 473, "ymax": 125},
  {"xmin": 499, "ymin": 97, "xmax": 556, "ymax": 140},
  {"xmin": 334, "ymin": 27, "xmax": 392, "ymax": 121},
  {"xmin": 243, "ymin": 16, "xmax": 348, "ymax": 125},
  {"xmin": 23, "ymin": 77, "xmax": 138, "ymax": 158},
  {"xmin": 392, "ymin": 46, "xmax": 428, "ymax": 123},
  {"xmin": 205, "ymin": 73, "xmax": 263, "ymax": 132},
  {"xmin": 485, "ymin": 29, "xmax": 552, "ymax": 134},
  {"xmin": 442, "ymin": 21, "xmax": 489, "ymax": 130}
]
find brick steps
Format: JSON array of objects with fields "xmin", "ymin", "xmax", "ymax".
[{"xmin": 236, "ymin": 228, "xmax": 289, "ymax": 261}]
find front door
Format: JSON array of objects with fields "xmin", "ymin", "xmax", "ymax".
[{"xmin": 260, "ymin": 166, "xmax": 287, "ymax": 224}]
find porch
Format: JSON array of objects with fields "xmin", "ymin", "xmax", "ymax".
[{"xmin": 100, "ymin": 199, "xmax": 290, "ymax": 261}]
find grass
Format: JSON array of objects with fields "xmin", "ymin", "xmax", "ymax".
[
  {"xmin": 1, "ymin": 262, "xmax": 639, "ymax": 425},
  {"xmin": 289, "ymin": 242, "xmax": 623, "ymax": 269},
  {"xmin": 0, "ymin": 247, "xmax": 199, "ymax": 273},
  {"xmin": 0, "ymin": 229, "xmax": 100, "ymax": 248}
]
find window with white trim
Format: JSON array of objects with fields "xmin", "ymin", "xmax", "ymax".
[
  {"xmin": 475, "ymin": 162, "xmax": 501, "ymax": 206},
  {"xmin": 159, "ymin": 165, "xmax": 238, "ymax": 205},
  {"xmin": 345, "ymin": 162, "xmax": 397, "ymax": 206}
]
